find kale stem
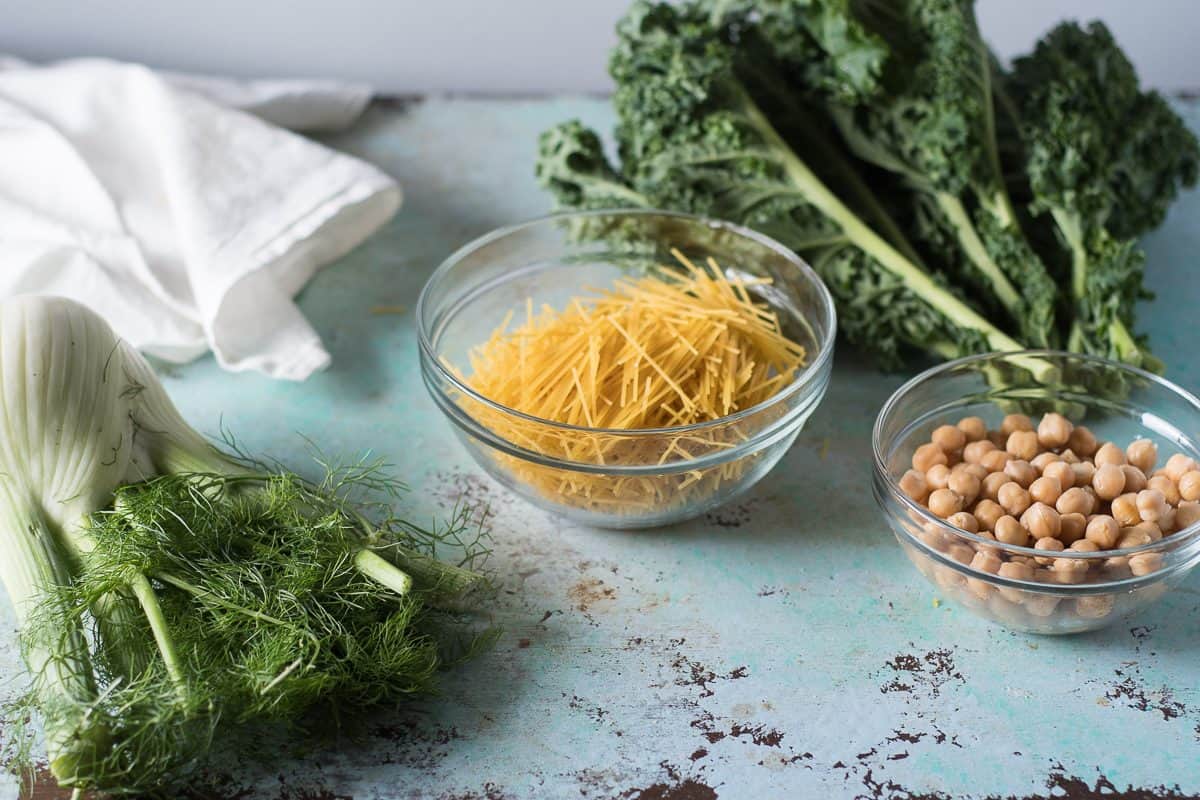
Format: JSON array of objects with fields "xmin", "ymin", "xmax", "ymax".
[
  {"xmin": 935, "ymin": 192, "xmax": 1023, "ymax": 313},
  {"xmin": 128, "ymin": 574, "xmax": 185, "ymax": 694},
  {"xmin": 731, "ymin": 85, "xmax": 1042, "ymax": 367},
  {"xmin": 1048, "ymin": 207, "xmax": 1088, "ymax": 300},
  {"xmin": 353, "ymin": 549, "xmax": 413, "ymax": 597}
]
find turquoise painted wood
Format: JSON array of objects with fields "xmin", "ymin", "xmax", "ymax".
[{"xmin": 4, "ymin": 97, "xmax": 1200, "ymax": 800}]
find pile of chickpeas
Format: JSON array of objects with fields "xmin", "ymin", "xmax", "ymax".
[{"xmin": 898, "ymin": 412, "xmax": 1200, "ymax": 623}]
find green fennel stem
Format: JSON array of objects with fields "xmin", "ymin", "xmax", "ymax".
[
  {"xmin": 353, "ymin": 549, "xmax": 414, "ymax": 597},
  {"xmin": 0, "ymin": 500, "xmax": 105, "ymax": 782},
  {"xmin": 129, "ymin": 573, "xmax": 186, "ymax": 693}
]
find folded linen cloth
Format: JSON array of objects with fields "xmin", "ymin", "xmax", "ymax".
[{"xmin": 0, "ymin": 57, "xmax": 401, "ymax": 380}]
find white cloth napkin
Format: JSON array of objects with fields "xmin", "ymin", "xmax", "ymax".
[{"xmin": 0, "ymin": 57, "xmax": 401, "ymax": 380}]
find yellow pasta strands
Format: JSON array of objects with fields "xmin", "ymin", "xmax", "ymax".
[{"xmin": 451, "ymin": 250, "xmax": 808, "ymax": 516}]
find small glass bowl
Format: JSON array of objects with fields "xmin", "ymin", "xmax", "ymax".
[
  {"xmin": 874, "ymin": 350, "xmax": 1200, "ymax": 634},
  {"xmin": 417, "ymin": 210, "xmax": 836, "ymax": 529}
]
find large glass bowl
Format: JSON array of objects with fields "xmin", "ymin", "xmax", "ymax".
[
  {"xmin": 417, "ymin": 210, "xmax": 836, "ymax": 529},
  {"xmin": 873, "ymin": 350, "xmax": 1200, "ymax": 634}
]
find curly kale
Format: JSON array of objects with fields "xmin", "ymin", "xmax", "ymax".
[
  {"xmin": 534, "ymin": 0, "xmax": 1197, "ymax": 374},
  {"xmin": 539, "ymin": 0, "xmax": 1025, "ymax": 369},
  {"xmin": 1005, "ymin": 21, "xmax": 1199, "ymax": 370},
  {"xmin": 791, "ymin": 0, "xmax": 1057, "ymax": 348}
]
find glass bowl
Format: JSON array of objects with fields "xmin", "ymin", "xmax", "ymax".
[
  {"xmin": 873, "ymin": 350, "xmax": 1200, "ymax": 634},
  {"xmin": 417, "ymin": 210, "xmax": 836, "ymax": 529}
]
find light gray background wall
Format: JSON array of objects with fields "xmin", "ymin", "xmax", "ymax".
[{"xmin": 6, "ymin": 0, "xmax": 1196, "ymax": 93}]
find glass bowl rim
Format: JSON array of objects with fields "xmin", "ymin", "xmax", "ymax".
[
  {"xmin": 415, "ymin": 208, "xmax": 838, "ymax": 437},
  {"xmin": 872, "ymin": 348, "xmax": 1200, "ymax": 562}
]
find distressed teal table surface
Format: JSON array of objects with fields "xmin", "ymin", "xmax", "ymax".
[{"xmin": 6, "ymin": 97, "xmax": 1200, "ymax": 800}]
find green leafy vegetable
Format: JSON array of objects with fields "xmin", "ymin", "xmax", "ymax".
[
  {"xmin": 1003, "ymin": 20, "xmax": 1199, "ymax": 370},
  {"xmin": 0, "ymin": 296, "xmax": 490, "ymax": 795},
  {"xmin": 537, "ymin": 0, "xmax": 1197, "ymax": 372},
  {"xmin": 540, "ymin": 1, "xmax": 1026, "ymax": 369},
  {"xmin": 820, "ymin": 0, "xmax": 1058, "ymax": 348}
]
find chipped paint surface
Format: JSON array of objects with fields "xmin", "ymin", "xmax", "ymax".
[{"xmin": 2, "ymin": 96, "xmax": 1200, "ymax": 798}]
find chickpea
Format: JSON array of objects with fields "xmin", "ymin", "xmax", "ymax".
[
  {"xmin": 1094, "ymin": 442, "xmax": 1127, "ymax": 468},
  {"xmin": 918, "ymin": 526, "xmax": 949, "ymax": 551},
  {"xmin": 1025, "ymin": 593, "xmax": 1062, "ymax": 617},
  {"xmin": 1041, "ymin": 460, "xmax": 1075, "ymax": 490},
  {"xmin": 994, "ymin": 515, "xmax": 1029, "ymax": 546},
  {"xmin": 957, "ymin": 416, "xmax": 987, "ymax": 442},
  {"xmin": 945, "ymin": 448, "xmax": 963, "ymax": 468},
  {"xmin": 1135, "ymin": 521, "xmax": 1163, "ymax": 542},
  {"xmin": 1059, "ymin": 512, "xmax": 1087, "ymax": 545},
  {"xmin": 898, "ymin": 469, "xmax": 929, "ymax": 502},
  {"xmin": 981, "ymin": 449, "xmax": 1013, "ymax": 473},
  {"xmin": 927, "ymin": 488, "xmax": 963, "ymax": 518},
  {"xmin": 946, "ymin": 543, "xmax": 975, "ymax": 566},
  {"xmin": 1053, "ymin": 557, "xmax": 1089, "ymax": 584},
  {"xmin": 981, "ymin": 471, "xmax": 1009, "ymax": 502},
  {"xmin": 1104, "ymin": 556, "xmax": 1131, "ymax": 574},
  {"xmin": 1059, "ymin": 449, "xmax": 1081, "ymax": 464},
  {"xmin": 1085, "ymin": 515, "xmax": 1120, "ymax": 549},
  {"xmin": 1163, "ymin": 453, "xmax": 1198, "ymax": 482},
  {"xmin": 1120, "ymin": 465, "xmax": 1148, "ymax": 494},
  {"xmin": 962, "ymin": 439, "xmax": 997, "ymax": 464},
  {"xmin": 998, "ymin": 560, "xmax": 1034, "ymax": 582},
  {"xmin": 925, "ymin": 463, "xmax": 952, "ymax": 490},
  {"xmin": 1006, "ymin": 430, "xmax": 1040, "ymax": 461},
  {"xmin": 1000, "ymin": 414, "xmax": 1034, "ymax": 435},
  {"xmin": 1075, "ymin": 594, "xmax": 1115, "ymax": 619},
  {"xmin": 1158, "ymin": 508, "xmax": 1177, "ymax": 535},
  {"xmin": 954, "ymin": 462, "xmax": 989, "ymax": 481},
  {"xmin": 1055, "ymin": 486, "xmax": 1093, "ymax": 516},
  {"xmin": 1111, "ymin": 493, "xmax": 1141, "ymax": 527},
  {"xmin": 1147, "ymin": 475, "xmax": 1181, "ymax": 506},
  {"xmin": 993, "ymin": 582, "xmax": 1032, "ymax": 606},
  {"xmin": 1177, "ymin": 501, "xmax": 1200, "ymax": 530},
  {"xmin": 1030, "ymin": 452, "xmax": 1058, "ymax": 473},
  {"xmin": 913, "ymin": 442, "xmax": 948, "ymax": 472},
  {"xmin": 965, "ymin": 576, "xmax": 995, "ymax": 602},
  {"xmin": 1067, "ymin": 425, "xmax": 1099, "ymax": 457},
  {"xmin": 998, "ymin": 482, "xmax": 1032, "ymax": 516},
  {"xmin": 1071, "ymin": 461, "xmax": 1096, "ymax": 487},
  {"xmin": 1126, "ymin": 439, "xmax": 1158, "ymax": 473},
  {"xmin": 930, "ymin": 424, "xmax": 965, "ymax": 453},
  {"xmin": 1129, "ymin": 552, "xmax": 1164, "ymax": 577},
  {"xmin": 1029, "ymin": 476, "xmax": 1062, "ymax": 506},
  {"xmin": 948, "ymin": 471, "xmax": 981, "ymax": 506},
  {"xmin": 973, "ymin": 499, "xmax": 1005, "ymax": 532},
  {"xmin": 987, "ymin": 430, "xmax": 1008, "ymax": 448},
  {"xmin": 1178, "ymin": 470, "xmax": 1200, "ymax": 502},
  {"xmin": 1037, "ymin": 413, "xmax": 1073, "ymax": 449},
  {"xmin": 1004, "ymin": 459, "xmax": 1039, "ymax": 489},
  {"xmin": 1069, "ymin": 539, "xmax": 1100, "ymax": 553},
  {"xmin": 1136, "ymin": 488, "xmax": 1169, "ymax": 523},
  {"xmin": 970, "ymin": 550, "xmax": 1002, "ymax": 574},
  {"xmin": 1022, "ymin": 503, "xmax": 1061, "ymax": 541},
  {"xmin": 1030, "ymin": 566, "xmax": 1055, "ymax": 582},
  {"xmin": 946, "ymin": 511, "xmax": 979, "ymax": 533},
  {"xmin": 933, "ymin": 564, "xmax": 967, "ymax": 589},
  {"xmin": 1116, "ymin": 528, "xmax": 1152, "ymax": 549},
  {"xmin": 1092, "ymin": 463, "xmax": 1127, "ymax": 501}
]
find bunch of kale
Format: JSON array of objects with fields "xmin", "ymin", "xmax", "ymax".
[{"xmin": 536, "ymin": 0, "xmax": 1198, "ymax": 370}]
